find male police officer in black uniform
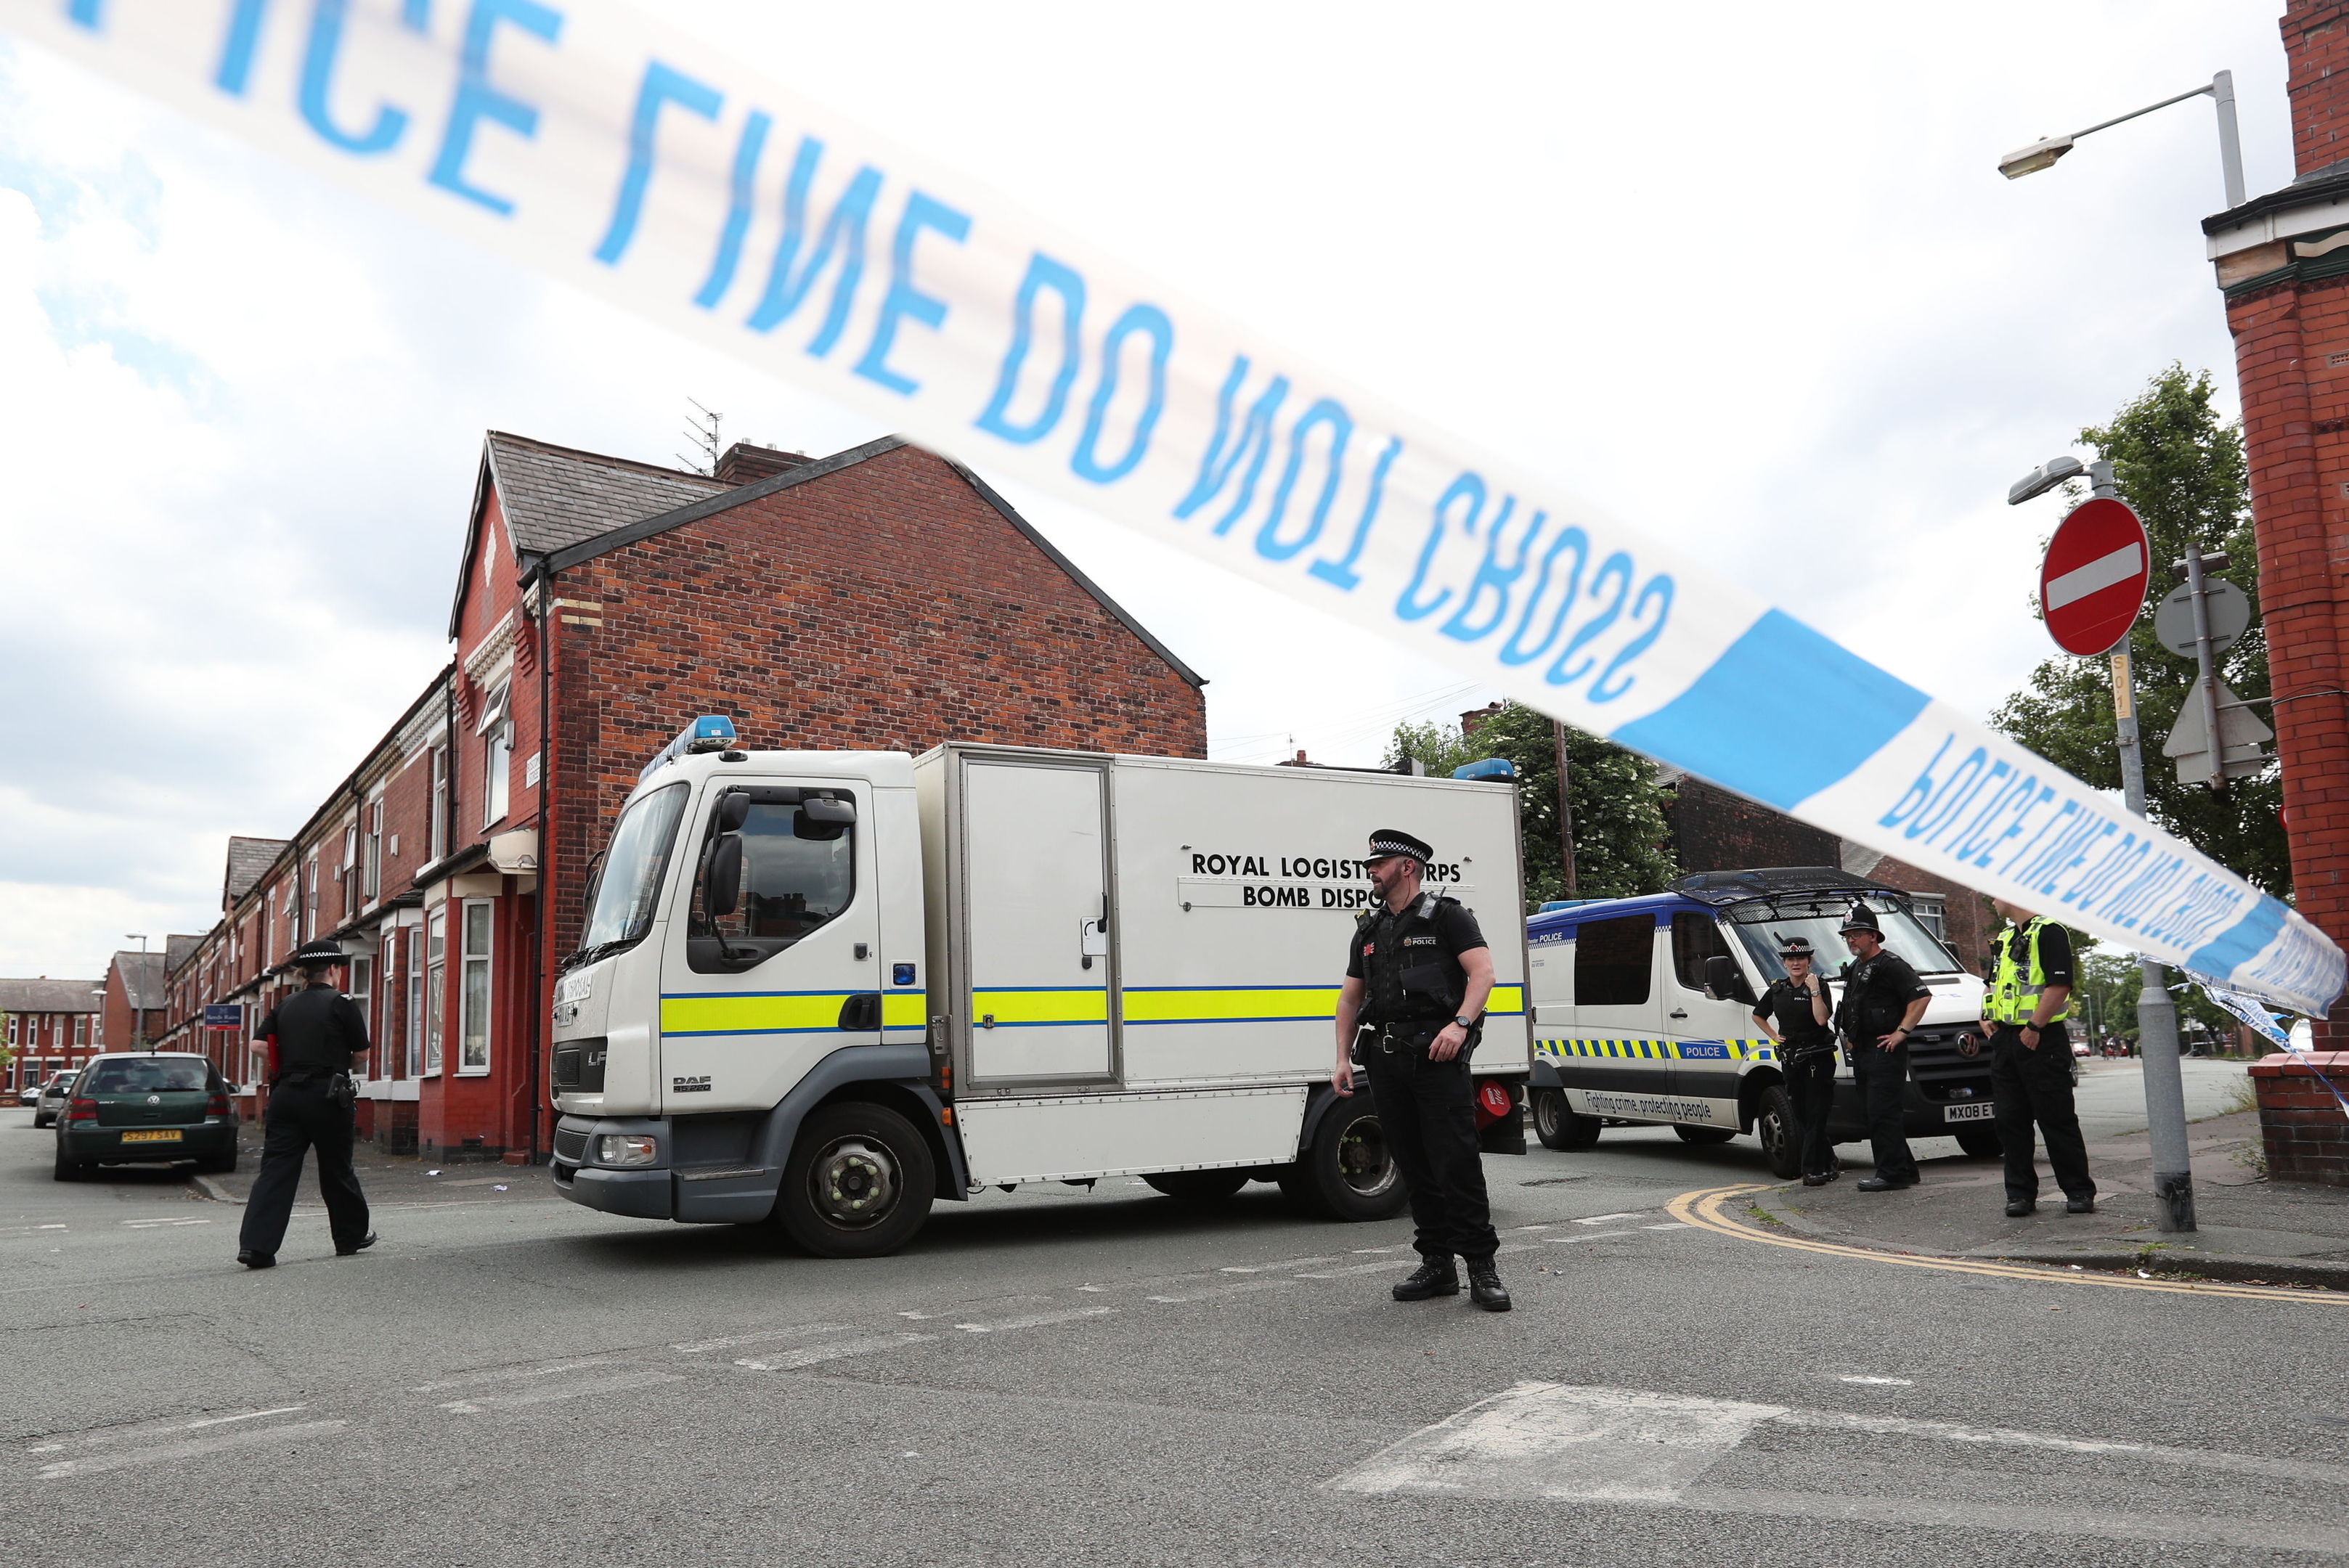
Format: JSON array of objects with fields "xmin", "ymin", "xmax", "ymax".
[
  {"xmin": 1751, "ymin": 936, "xmax": 1839, "ymax": 1185},
  {"xmin": 1331, "ymin": 829, "xmax": 1509, "ymax": 1312},
  {"xmin": 237, "ymin": 939, "xmax": 376, "ymax": 1268},
  {"xmin": 1833, "ymin": 905, "xmax": 1932, "ymax": 1192}
]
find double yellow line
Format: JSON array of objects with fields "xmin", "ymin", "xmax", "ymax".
[{"xmin": 1668, "ymin": 1183, "xmax": 2349, "ymax": 1304}]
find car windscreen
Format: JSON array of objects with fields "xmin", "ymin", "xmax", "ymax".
[
  {"xmin": 1725, "ymin": 897, "xmax": 1963, "ymax": 980},
  {"xmin": 81, "ymin": 1059, "xmax": 211, "ymax": 1093},
  {"xmin": 578, "ymin": 781, "xmax": 691, "ymax": 955}
]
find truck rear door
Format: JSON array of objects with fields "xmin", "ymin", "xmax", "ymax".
[{"xmin": 960, "ymin": 758, "xmax": 1117, "ymax": 1086}]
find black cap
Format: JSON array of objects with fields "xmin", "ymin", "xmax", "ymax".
[
  {"xmin": 288, "ymin": 939, "xmax": 353, "ymax": 968},
  {"xmin": 1365, "ymin": 828, "xmax": 1433, "ymax": 865},
  {"xmin": 1778, "ymin": 936, "xmax": 1817, "ymax": 960},
  {"xmin": 1837, "ymin": 905, "xmax": 1882, "ymax": 936}
]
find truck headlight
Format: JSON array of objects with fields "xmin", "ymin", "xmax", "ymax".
[{"xmin": 596, "ymin": 1134, "xmax": 658, "ymax": 1167}]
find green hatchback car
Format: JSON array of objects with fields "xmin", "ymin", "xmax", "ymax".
[{"xmin": 54, "ymin": 1053, "xmax": 240, "ymax": 1180}]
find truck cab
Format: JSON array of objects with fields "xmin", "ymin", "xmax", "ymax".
[{"xmin": 1524, "ymin": 868, "xmax": 1995, "ymax": 1177}]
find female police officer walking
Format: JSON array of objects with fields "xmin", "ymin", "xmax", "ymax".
[{"xmin": 1329, "ymin": 829, "xmax": 1509, "ymax": 1312}]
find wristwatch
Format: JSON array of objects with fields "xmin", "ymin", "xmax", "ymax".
[{"xmin": 1452, "ymin": 1015, "xmax": 1477, "ymax": 1030}]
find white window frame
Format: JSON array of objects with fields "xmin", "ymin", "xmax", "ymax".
[
  {"xmin": 424, "ymin": 907, "xmax": 446, "ymax": 1077},
  {"xmin": 429, "ymin": 747, "xmax": 449, "ymax": 863},
  {"xmin": 74, "ymin": 1016, "xmax": 87, "ymax": 1048},
  {"xmin": 479, "ymin": 682, "xmax": 513, "ymax": 829},
  {"xmin": 457, "ymin": 899, "xmax": 494, "ymax": 1074},
  {"xmin": 364, "ymin": 796, "xmax": 383, "ymax": 900}
]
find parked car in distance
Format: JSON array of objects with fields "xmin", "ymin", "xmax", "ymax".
[
  {"xmin": 33, "ymin": 1070, "xmax": 79, "ymax": 1128},
  {"xmin": 17, "ymin": 1082, "xmax": 41, "ymax": 1107},
  {"xmin": 53, "ymin": 1054, "xmax": 237, "ymax": 1180}
]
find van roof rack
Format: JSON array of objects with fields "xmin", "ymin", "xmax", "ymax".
[{"xmin": 1669, "ymin": 866, "xmax": 1914, "ymax": 910}]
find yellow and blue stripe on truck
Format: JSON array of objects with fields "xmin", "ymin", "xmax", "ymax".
[{"xmin": 661, "ymin": 989, "xmax": 929, "ymax": 1036}]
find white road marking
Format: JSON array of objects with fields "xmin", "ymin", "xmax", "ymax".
[
  {"xmin": 669, "ymin": 1323, "xmax": 848, "ymax": 1353},
  {"xmin": 121, "ymin": 1217, "xmax": 212, "ymax": 1228},
  {"xmin": 1219, "ymin": 1256, "xmax": 1338, "ymax": 1274},
  {"xmin": 1575, "ymin": 1212, "xmax": 1650, "ymax": 1225},
  {"xmin": 1145, "ymin": 1280, "xmax": 1291, "ymax": 1304},
  {"xmin": 25, "ymin": 1405, "xmax": 309, "ymax": 1453},
  {"xmin": 896, "ymin": 1311, "xmax": 939, "ymax": 1320},
  {"xmin": 1352, "ymin": 1245, "xmax": 1410, "ymax": 1254},
  {"xmin": 1295, "ymin": 1258, "xmax": 1422, "ymax": 1279},
  {"xmin": 38, "ymin": 1420, "xmax": 347, "ymax": 1479},
  {"xmin": 1642, "ymin": 1222, "xmax": 1687, "ymax": 1230},
  {"xmin": 412, "ymin": 1360, "xmax": 617, "ymax": 1392},
  {"xmin": 1676, "ymin": 1486, "xmax": 2345, "ymax": 1556},
  {"xmin": 1774, "ymin": 1408, "xmax": 2349, "ymax": 1485},
  {"xmin": 735, "ymin": 1333, "xmax": 935, "ymax": 1371},
  {"xmin": 439, "ymin": 1369, "xmax": 681, "ymax": 1413},
  {"xmin": 1329, "ymin": 1383, "xmax": 1782, "ymax": 1502},
  {"xmin": 1837, "ymin": 1376, "xmax": 1913, "ymax": 1387},
  {"xmin": 953, "ymin": 1307, "xmax": 1115, "ymax": 1333}
]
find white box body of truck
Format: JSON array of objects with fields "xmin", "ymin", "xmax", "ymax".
[{"xmin": 550, "ymin": 735, "xmax": 1528, "ymax": 1255}]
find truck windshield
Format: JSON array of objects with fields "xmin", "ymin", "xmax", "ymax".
[
  {"xmin": 1725, "ymin": 897, "xmax": 1963, "ymax": 980},
  {"xmin": 577, "ymin": 782, "xmax": 689, "ymax": 957}
]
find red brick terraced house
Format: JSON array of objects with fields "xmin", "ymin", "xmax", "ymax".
[
  {"xmin": 160, "ymin": 431, "xmax": 1206, "ymax": 1160},
  {"xmin": 2, "ymin": 977, "xmax": 106, "ymax": 1094}
]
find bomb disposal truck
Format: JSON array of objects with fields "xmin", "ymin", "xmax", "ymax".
[
  {"xmin": 548, "ymin": 720, "xmax": 1531, "ymax": 1256},
  {"xmin": 1523, "ymin": 868, "xmax": 1995, "ymax": 1178}
]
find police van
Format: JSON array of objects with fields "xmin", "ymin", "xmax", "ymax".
[
  {"xmin": 547, "ymin": 720, "xmax": 1531, "ymax": 1256},
  {"xmin": 1524, "ymin": 868, "xmax": 1995, "ymax": 1178}
]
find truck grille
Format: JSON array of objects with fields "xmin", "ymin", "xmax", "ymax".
[
  {"xmin": 552, "ymin": 1039, "xmax": 607, "ymax": 1093},
  {"xmin": 553, "ymin": 1127, "xmax": 590, "ymax": 1164}
]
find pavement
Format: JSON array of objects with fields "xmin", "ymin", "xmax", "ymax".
[
  {"xmin": 1743, "ymin": 1058, "xmax": 2349, "ymax": 1290},
  {"xmin": 7, "ymin": 1075, "xmax": 2349, "ymax": 1567}
]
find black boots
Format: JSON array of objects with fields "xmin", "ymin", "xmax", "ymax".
[
  {"xmin": 1392, "ymin": 1257, "xmax": 1460, "ymax": 1300},
  {"xmin": 1466, "ymin": 1259, "xmax": 1512, "ymax": 1312},
  {"xmin": 335, "ymin": 1231, "xmax": 379, "ymax": 1257},
  {"xmin": 235, "ymin": 1251, "xmax": 274, "ymax": 1270}
]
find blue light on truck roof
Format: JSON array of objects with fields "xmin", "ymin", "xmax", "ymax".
[
  {"xmin": 1452, "ymin": 758, "xmax": 1515, "ymax": 781},
  {"xmin": 638, "ymin": 714, "xmax": 741, "ymax": 782}
]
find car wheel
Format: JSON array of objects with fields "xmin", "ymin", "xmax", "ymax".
[
  {"xmin": 1279, "ymin": 1096, "xmax": 1409, "ymax": 1222},
  {"xmin": 1142, "ymin": 1169, "xmax": 1249, "ymax": 1202},
  {"xmin": 770, "ymin": 1101, "xmax": 935, "ymax": 1259},
  {"xmin": 1754, "ymin": 1085, "xmax": 1804, "ymax": 1180},
  {"xmin": 1953, "ymin": 1126, "xmax": 2003, "ymax": 1159},
  {"xmin": 198, "ymin": 1150, "xmax": 240, "ymax": 1175},
  {"xmin": 52, "ymin": 1144, "xmax": 89, "ymax": 1182},
  {"xmin": 1673, "ymin": 1124, "xmax": 1737, "ymax": 1146},
  {"xmin": 33, "ymin": 1113, "xmax": 51, "ymax": 1129}
]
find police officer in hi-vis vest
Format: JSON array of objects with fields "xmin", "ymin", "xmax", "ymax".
[
  {"xmin": 1979, "ymin": 899, "xmax": 2096, "ymax": 1217},
  {"xmin": 1330, "ymin": 829, "xmax": 1509, "ymax": 1312}
]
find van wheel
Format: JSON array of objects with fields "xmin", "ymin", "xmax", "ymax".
[
  {"xmin": 1673, "ymin": 1124, "xmax": 1737, "ymax": 1146},
  {"xmin": 1279, "ymin": 1098, "xmax": 1408, "ymax": 1222},
  {"xmin": 772, "ymin": 1102, "xmax": 935, "ymax": 1259},
  {"xmin": 1143, "ymin": 1169, "xmax": 1249, "ymax": 1202},
  {"xmin": 1533, "ymin": 1088, "xmax": 1602, "ymax": 1151},
  {"xmin": 1754, "ymin": 1085, "xmax": 1803, "ymax": 1180},
  {"xmin": 1953, "ymin": 1126, "xmax": 2003, "ymax": 1159}
]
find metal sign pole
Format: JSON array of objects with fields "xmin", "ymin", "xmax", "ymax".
[
  {"xmin": 2184, "ymin": 542, "xmax": 2228, "ymax": 792},
  {"xmin": 2089, "ymin": 460, "xmax": 2195, "ymax": 1230}
]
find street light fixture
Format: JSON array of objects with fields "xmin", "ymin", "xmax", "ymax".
[
  {"xmin": 1997, "ymin": 72, "xmax": 2247, "ymax": 208},
  {"xmin": 2006, "ymin": 454, "xmax": 2091, "ymax": 507}
]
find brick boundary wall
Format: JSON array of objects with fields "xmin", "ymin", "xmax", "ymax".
[{"xmin": 2250, "ymin": 1050, "xmax": 2349, "ymax": 1186}]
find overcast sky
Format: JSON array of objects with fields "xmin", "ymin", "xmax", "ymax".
[{"xmin": 0, "ymin": 2, "xmax": 2289, "ymax": 979}]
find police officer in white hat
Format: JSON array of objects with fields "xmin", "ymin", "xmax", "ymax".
[{"xmin": 1331, "ymin": 828, "xmax": 1509, "ymax": 1311}]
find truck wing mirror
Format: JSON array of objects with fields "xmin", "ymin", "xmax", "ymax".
[
  {"xmin": 796, "ymin": 796, "xmax": 855, "ymax": 839},
  {"xmin": 705, "ymin": 834, "xmax": 744, "ymax": 918},
  {"xmin": 1703, "ymin": 954, "xmax": 1755, "ymax": 1006},
  {"xmin": 715, "ymin": 791, "xmax": 752, "ymax": 833}
]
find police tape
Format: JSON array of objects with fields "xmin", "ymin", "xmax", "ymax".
[{"xmin": 9, "ymin": 0, "xmax": 2340, "ymax": 1014}]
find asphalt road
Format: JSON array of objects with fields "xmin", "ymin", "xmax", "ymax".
[{"xmin": 4, "ymin": 1077, "xmax": 2343, "ymax": 1568}]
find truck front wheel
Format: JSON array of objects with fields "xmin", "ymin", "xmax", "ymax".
[
  {"xmin": 1279, "ymin": 1098, "xmax": 1408, "ymax": 1222},
  {"xmin": 772, "ymin": 1102, "xmax": 936, "ymax": 1259}
]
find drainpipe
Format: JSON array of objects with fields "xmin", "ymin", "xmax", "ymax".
[{"xmin": 528, "ymin": 563, "xmax": 555, "ymax": 1161}]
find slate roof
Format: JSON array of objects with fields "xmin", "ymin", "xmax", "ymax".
[
  {"xmin": 111, "ymin": 951, "xmax": 167, "ymax": 1011},
  {"xmin": 226, "ymin": 836, "xmax": 289, "ymax": 904},
  {"xmin": 482, "ymin": 433, "xmax": 726, "ymax": 559},
  {"xmin": 164, "ymin": 934, "xmax": 201, "ymax": 975},
  {"xmin": 0, "ymin": 978, "xmax": 103, "ymax": 1014}
]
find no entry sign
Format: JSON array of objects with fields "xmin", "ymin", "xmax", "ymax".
[{"xmin": 2040, "ymin": 497, "xmax": 2151, "ymax": 656}]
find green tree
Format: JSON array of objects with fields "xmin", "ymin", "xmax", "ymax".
[
  {"xmin": 1990, "ymin": 364, "xmax": 2287, "ymax": 893},
  {"xmin": 1384, "ymin": 702, "xmax": 1677, "ymax": 909}
]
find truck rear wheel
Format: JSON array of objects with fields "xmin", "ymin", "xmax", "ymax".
[
  {"xmin": 1531, "ymin": 1088, "xmax": 1601, "ymax": 1152},
  {"xmin": 1953, "ymin": 1126, "xmax": 2003, "ymax": 1159},
  {"xmin": 772, "ymin": 1102, "xmax": 935, "ymax": 1259},
  {"xmin": 1142, "ymin": 1169, "xmax": 1249, "ymax": 1202},
  {"xmin": 1754, "ymin": 1085, "xmax": 1803, "ymax": 1180},
  {"xmin": 1672, "ymin": 1124, "xmax": 1736, "ymax": 1146},
  {"xmin": 1279, "ymin": 1098, "xmax": 1407, "ymax": 1222}
]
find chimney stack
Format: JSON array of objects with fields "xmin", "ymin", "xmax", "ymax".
[{"xmin": 712, "ymin": 441, "xmax": 811, "ymax": 486}]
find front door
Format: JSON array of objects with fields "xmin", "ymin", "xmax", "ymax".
[
  {"xmin": 962, "ymin": 760, "xmax": 1116, "ymax": 1085},
  {"xmin": 658, "ymin": 776, "xmax": 882, "ymax": 1115}
]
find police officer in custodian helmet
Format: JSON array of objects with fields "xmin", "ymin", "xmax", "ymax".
[
  {"xmin": 237, "ymin": 939, "xmax": 376, "ymax": 1268},
  {"xmin": 1330, "ymin": 829, "xmax": 1509, "ymax": 1312}
]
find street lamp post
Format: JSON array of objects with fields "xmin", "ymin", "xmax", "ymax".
[
  {"xmin": 2008, "ymin": 457, "xmax": 2196, "ymax": 1231},
  {"xmin": 1998, "ymin": 72, "xmax": 2245, "ymax": 208}
]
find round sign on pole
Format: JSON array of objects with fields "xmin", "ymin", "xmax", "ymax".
[
  {"xmin": 2039, "ymin": 497, "xmax": 2151, "ymax": 656},
  {"xmin": 2154, "ymin": 579, "xmax": 2252, "ymax": 659}
]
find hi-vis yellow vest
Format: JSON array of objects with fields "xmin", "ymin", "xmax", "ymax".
[{"xmin": 1986, "ymin": 917, "xmax": 2072, "ymax": 1026}]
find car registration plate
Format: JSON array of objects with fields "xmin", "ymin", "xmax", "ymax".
[
  {"xmin": 1942, "ymin": 1102, "xmax": 1995, "ymax": 1124},
  {"xmin": 119, "ymin": 1129, "xmax": 183, "ymax": 1143}
]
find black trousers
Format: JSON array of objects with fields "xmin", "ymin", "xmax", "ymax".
[
  {"xmin": 1990, "ymin": 1022, "xmax": 2095, "ymax": 1203},
  {"xmin": 238, "ymin": 1079, "xmax": 370, "ymax": 1258},
  {"xmin": 1366, "ymin": 1038, "xmax": 1497, "ymax": 1263},
  {"xmin": 1783, "ymin": 1050, "xmax": 1840, "ymax": 1178},
  {"xmin": 1849, "ymin": 1042, "xmax": 1918, "ymax": 1183}
]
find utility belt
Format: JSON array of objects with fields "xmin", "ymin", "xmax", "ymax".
[
  {"xmin": 1356, "ymin": 1018, "xmax": 1481, "ymax": 1058},
  {"xmin": 274, "ymin": 1066, "xmax": 358, "ymax": 1106}
]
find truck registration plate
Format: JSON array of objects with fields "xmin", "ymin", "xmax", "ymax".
[
  {"xmin": 1942, "ymin": 1102, "xmax": 1995, "ymax": 1124},
  {"xmin": 119, "ymin": 1130, "xmax": 182, "ymax": 1143}
]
